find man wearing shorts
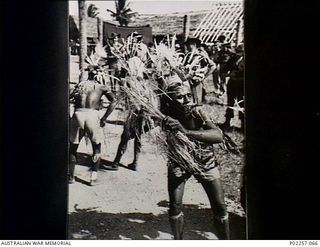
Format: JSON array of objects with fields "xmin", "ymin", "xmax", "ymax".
[{"xmin": 162, "ymin": 75, "xmax": 230, "ymax": 240}]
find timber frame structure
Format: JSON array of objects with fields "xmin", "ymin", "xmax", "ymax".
[{"xmin": 193, "ymin": 1, "xmax": 243, "ymax": 45}]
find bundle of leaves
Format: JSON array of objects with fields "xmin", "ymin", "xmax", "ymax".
[
  {"xmin": 166, "ymin": 131, "xmax": 208, "ymax": 176},
  {"xmin": 117, "ymin": 74, "xmax": 207, "ymax": 176},
  {"xmin": 149, "ymin": 35, "xmax": 210, "ymax": 89},
  {"xmin": 109, "ymin": 33, "xmax": 141, "ymax": 66},
  {"xmin": 113, "ymin": 36, "xmax": 240, "ymax": 175},
  {"xmin": 148, "ymin": 35, "xmax": 185, "ymax": 80}
]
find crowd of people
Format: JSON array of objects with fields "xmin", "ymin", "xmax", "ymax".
[{"xmin": 69, "ymin": 31, "xmax": 244, "ymax": 240}]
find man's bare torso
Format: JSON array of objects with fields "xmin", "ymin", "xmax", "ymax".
[{"xmin": 73, "ymin": 81, "xmax": 112, "ymax": 110}]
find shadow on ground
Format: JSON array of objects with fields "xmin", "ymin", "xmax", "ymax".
[
  {"xmin": 68, "ymin": 201, "xmax": 246, "ymax": 240},
  {"xmin": 105, "ymin": 119, "xmax": 125, "ymax": 126},
  {"xmin": 75, "ymin": 154, "xmax": 134, "ymax": 172}
]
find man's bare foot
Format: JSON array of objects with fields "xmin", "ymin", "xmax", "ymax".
[
  {"xmin": 90, "ymin": 171, "xmax": 98, "ymax": 186},
  {"xmin": 110, "ymin": 162, "xmax": 119, "ymax": 171},
  {"xmin": 69, "ymin": 176, "xmax": 75, "ymax": 184},
  {"xmin": 128, "ymin": 163, "xmax": 137, "ymax": 171}
]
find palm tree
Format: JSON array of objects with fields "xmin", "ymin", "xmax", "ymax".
[
  {"xmin": 107, "ymin": 0, "xmax": 137, "ymax": 26},
  {"xmin": 87, "ymin": 4, "xmax": 100, "ymax": 18}
]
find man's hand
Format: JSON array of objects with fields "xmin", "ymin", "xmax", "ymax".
[
  {"xmin": 163, "ymin": 116, "xmax": 187, "ymax": 134},
  {"xmin": 187, "ymin": 66, "xmax": 207, "ymax": 84},
  {"xmin": 191, "ymin": 106, "xmax": 206, "ymax": 120}
]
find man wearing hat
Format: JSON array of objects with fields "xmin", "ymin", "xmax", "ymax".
[
  {"xmin": 183, "ymin": 38, "xmax": 216, "ymax": 104},
  {"xmin": 106, "ymin": 32, "xmax": 123, "ymax": 90},
  {"xmin": 221, "ymin": 43, "xmax": 244, "ymax": 130},
  {"xmin": 69, "ymin": 65, "xmax": 117, "ymax": 185},
  {"xmin": 108, "ymin": 32, "xmax": 122, "ymax": 50},
  {"xmin": 212, "ymin": 35, "xmax": 232, "ymax": 95},
  {"xmin": 128, "ymin": 31, "xmax": 148, "ymax": 63}
]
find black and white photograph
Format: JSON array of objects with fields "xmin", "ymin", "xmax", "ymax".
[
  {"xmin": 68, "ymin": 0, "xmax": 245, "ymax": 240},
  {"xmin": 2, "ymin": 0, "xmax": 320, "ymax": 242}
]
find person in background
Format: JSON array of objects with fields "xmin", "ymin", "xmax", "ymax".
[
  {"xmin": 133, "ymin": 32, "xmax": 149, "ymax": 63},
  {"xmin": 110, "ymin": 46, "xmax": 153, "ymax": 171},
  {"xmin": 198, "ymin": 42, "xmax": 217, "ymax": 103},
  {"xmin": 183, "ymin": 38, "xmax": 216, "ymax": 104},
  {"xmin": 221, "ymin": 43, "xmax": 244, "ymax": 131},
  {"xmin": 212, "ymin": 35, "xmax": 232, "ymax": 96}
]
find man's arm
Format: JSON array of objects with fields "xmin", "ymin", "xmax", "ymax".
[
  {"xmin": 204, "ymin": 61, "xmax": 216, "ymax": 79},
  {"xmin": 185, "ymin": 110, "xmax": 223, "ymax": 143},
  {"xmin": 164, "ymin": 114, "xmax": 223, "ymax": 144},
  {"xmin": 185, "ymin": 128, "xmax": 223, "ymax": 144}
]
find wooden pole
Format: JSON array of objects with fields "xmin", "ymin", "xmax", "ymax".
[
  {"xmin": 78, "ymin": 0, "xmax": 87, "ymax": 82},
  {"xmin": 97, "ymin": 17, "xmax": 103, "ymax": 43},
  {"xmin": 236, "ymin": 17, "xmax": 244, "ymax": 45},
  {"xmin": 183, "ymin": 14, "xmax": 190, "ymax": 41}
]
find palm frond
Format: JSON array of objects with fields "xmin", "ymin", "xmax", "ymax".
[{"xmin": 106, "ymin": 9, "xmax": 116, "ymax": 15}]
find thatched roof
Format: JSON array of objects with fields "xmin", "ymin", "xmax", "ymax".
[
  {"xmin": 130, "ymin": 10, "xmax": 209, "ymax": 36},
  {"xmin": 130, "ymin": 1, "xmax": 243, "ymax": 44},
  {"xmin": 69, "ymin": 15, "xmax": 100, "ymax": 40}
]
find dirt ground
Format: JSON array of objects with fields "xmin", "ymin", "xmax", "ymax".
[
  {"xmin": 68, "ymin": 102, "xmax": 246, "ymax": 240},
  {"xmin": 68, "ymin": 55, "xmax": 246, "ymax": 240}
]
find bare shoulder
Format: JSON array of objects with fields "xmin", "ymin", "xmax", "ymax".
[
  {"xmin": 191, "ymin": 105, "xmax": 220, "ymax": 129},
  {"xmin": 190, "ymin": 105, "xmax": 208, "ymax": 120}
]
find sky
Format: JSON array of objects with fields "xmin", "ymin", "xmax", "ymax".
[{"xmin": 69, "ymin": 0, "xmax": 243, "ymax": 20}]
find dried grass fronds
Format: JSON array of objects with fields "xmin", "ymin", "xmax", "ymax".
[
  {"xmin": 167, "ymin": 131, "xmax": 206, "ymax": 176},
  {"xmin": 119, "ymin": 80, "xmax": 163, "ymax": 119},
  {"xmin": 85, "ymin": 41, "xmax": 107, "ymax": 66},
  {"xmin": 109, "ymin": 34, "xmax": 140, "ymax": 61},
  {"xmin": 119, "ymin": 78, "xmax": 206, "ymax": 176},
  {"xmin": 94, "ymin": 41, "xmax": 108, "ymax": 58},
  {"xmin": 149, "ymin": 35, "xmax": 185, "ymax": 79}
]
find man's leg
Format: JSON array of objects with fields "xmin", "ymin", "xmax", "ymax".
[
  {"xmin": 69, "ymin": 143, "xmax": 79, "ymax": 183},
  {"xmin": 168, "ymin": 169, "xmax": 188, "ymax": 240},
  {"xmin": 127, "ymin": 135, "xmax": 141, "ymax": 171},
  {"xmin": 69, "ymin": 112, "xmax": 84, "ymax": 184},
  {"xmin": 222, "ymin": 79, "xmax": 236, "ymax": 129},
  {"xmin": 128, "ymin": 116, "xmax": 143, "ymax": 171},
  {"xmin": 112, "ymin": 128, "xmax": 130, "ymax": 170},
  {"xmin": 85, "ymin": 110, "xmax": 103, "ymax": 183},
  {"xmin": 202, "ymin": 178, "xmax": 230, "ymax": 240},
  {"xmin": 212, "ymin": 69, "xmax": 221, "ymax": 95},
  {"xmin": 236, "ymin": 80, "xmax": 244, "ymax": 131},
  {"xmin": 219, "ymin": 64, "xmax": 228, "ymax": 95},
  {"xmin": 90, "ymin": 142, "xmax": 101, "ymax": 185}
]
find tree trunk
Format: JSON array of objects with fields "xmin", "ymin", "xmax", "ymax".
[{"xmin": 78, "ymin": 0, "xmax": 87, "ymax": 82}]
